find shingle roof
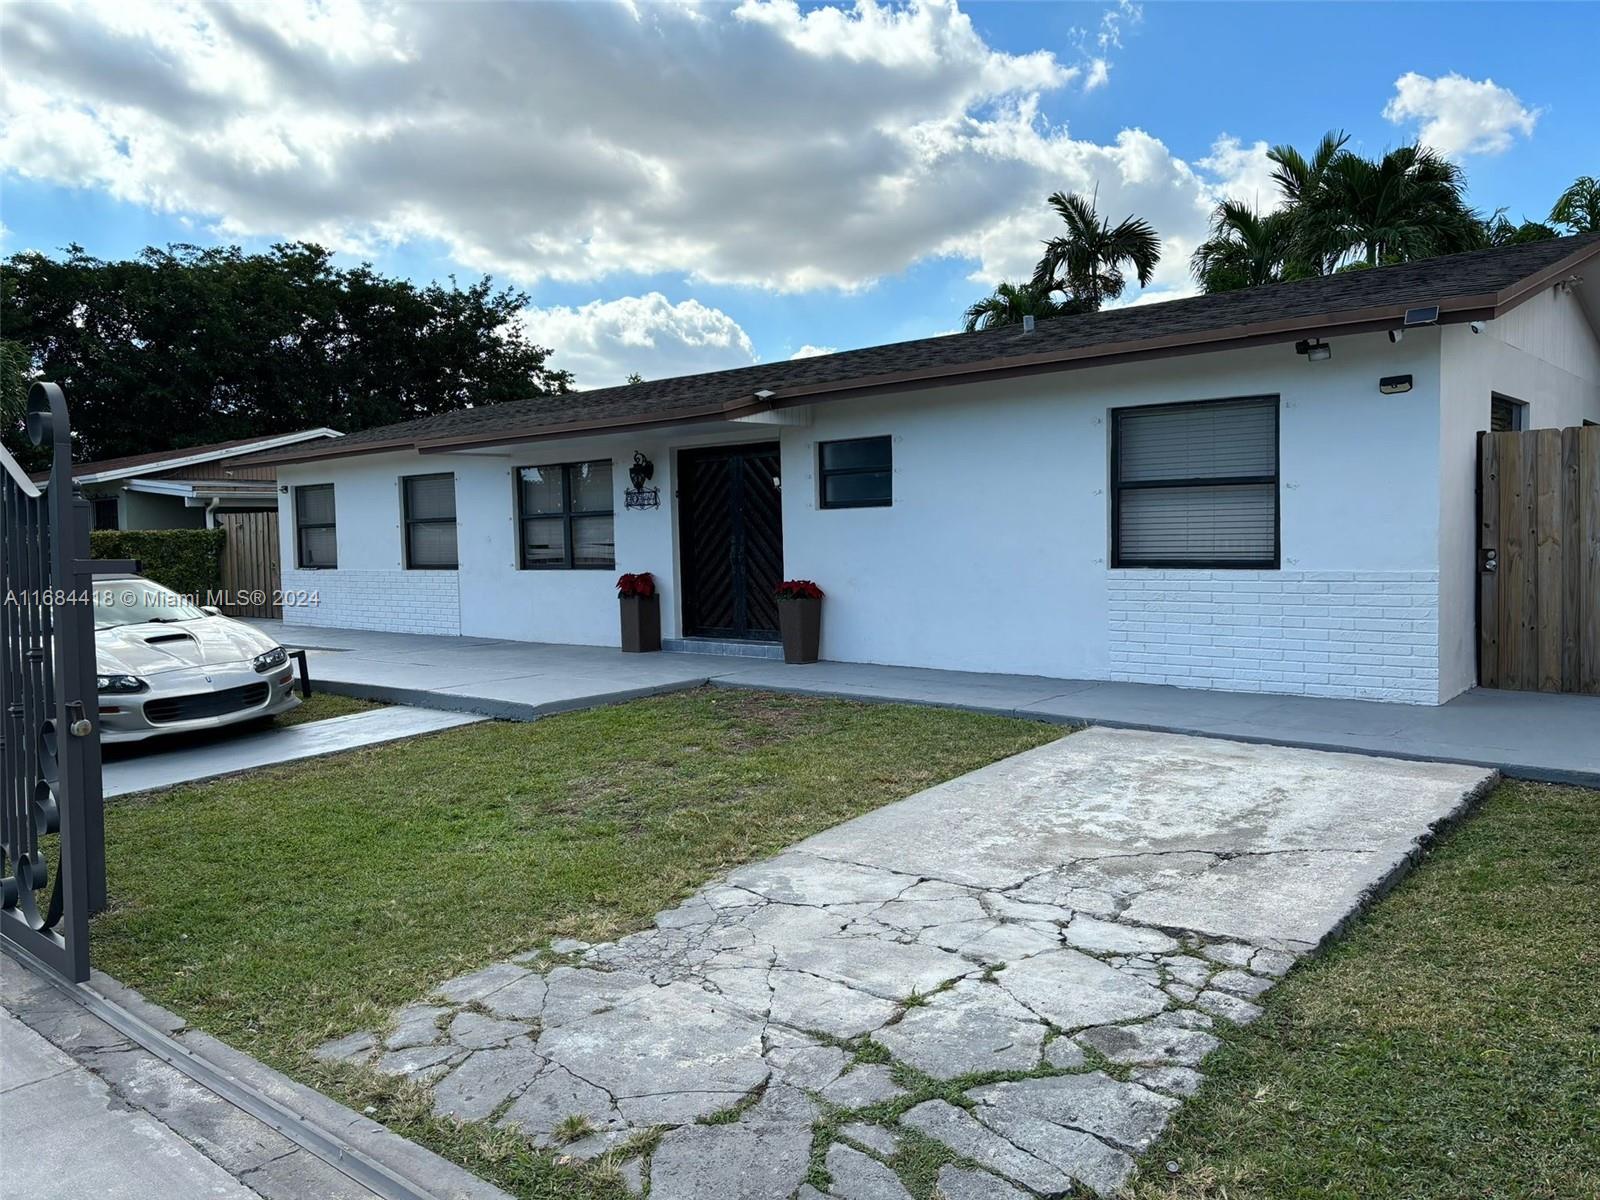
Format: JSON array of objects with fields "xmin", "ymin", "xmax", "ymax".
[
  {"xmin": 251, "ymin": 233, "xmax": 1600, "ymax": 465},
  {"xmin": 39, "ymin": 428, "xmax": 341, "ymax": 482}
]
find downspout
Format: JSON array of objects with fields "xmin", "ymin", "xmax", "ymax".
[{"xmin": 204, "ymin": 496, "xmax": 221, "ymax": 529}]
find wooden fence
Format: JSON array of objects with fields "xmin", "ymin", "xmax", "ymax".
[
  {"xmin": 217, "ymin": 510, "xmax": 282, "ymax": 619},
  {"xmin": 1478, "ymin": 426, "xmax": 1600, "ymax": 693}
]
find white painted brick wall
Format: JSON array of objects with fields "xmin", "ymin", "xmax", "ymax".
[
  {"xmin": 1107, "ymin": 570, "xmax": 1439, "ymax": 704},
  {"xmin": 281, "ymin": 568, "xmax": 461, "ymax": 636}
]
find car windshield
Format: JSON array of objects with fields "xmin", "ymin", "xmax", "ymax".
[{"xmin": 93, "ymin": 580, "xmax": 207, "ymax": 629}]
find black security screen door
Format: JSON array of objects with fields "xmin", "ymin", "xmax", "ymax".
[{"xmin": 678, "ymin": 443, "xmax": 783, "ymax": 640}]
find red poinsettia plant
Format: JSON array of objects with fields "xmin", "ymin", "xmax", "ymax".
[
  {"xmin": 774, "ymin": 579, "xmax": 824, "ymax": 601},
  {"xmin": 616, "ymin": 572, "xmax": 656, "ymax": 599}
]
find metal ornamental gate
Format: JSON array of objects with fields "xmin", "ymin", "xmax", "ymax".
[
  {"xmin": 1478, "ymin": 425, "xmax": 1600, "ymax": 694},
  {"xmin": 1, "ymin": 383, "xmax": 117, "ymax": 981},
  {"xmin": 677, "ymin": 443, "xmax": 783, "ymax": 641}
]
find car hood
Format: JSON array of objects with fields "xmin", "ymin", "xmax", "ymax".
[{"xmin": 96, "ymin": 617, "xmax": 278, "ymax": 677}]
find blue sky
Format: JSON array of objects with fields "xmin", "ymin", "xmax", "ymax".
[{"xmin": 2, "ymin": 1, "xmax": 1595, "ymax": 387}]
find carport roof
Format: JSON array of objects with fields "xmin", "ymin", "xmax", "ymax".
[{"xmin": 246, "ymin": 232, "xmax": 1600, "ymax": 466}]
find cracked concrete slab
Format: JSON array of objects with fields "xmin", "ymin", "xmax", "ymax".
[{"xmin": 315, "ymin": 727, "xmax": 1491, "ymax": 1198}]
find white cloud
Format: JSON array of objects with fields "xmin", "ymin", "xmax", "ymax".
[
  {"xmin": 789, "ymin": 344, "xmax": 836, "ymax": 359},
  {"xmin": 1197, "ymin": 135, "xmax": 1281, "ymax": 211},
  {"xmin": 1082, "ymin": 58, "xmax": 1110, "ymax": 93},
  {"xmin": 0, "ymin": 0, "xmax": 1239, "ymax": 299},
  {"xmin": 521, "ymin": 294, "xmax": 757, "ymax": 389},
  {"xmin": 1382, "ymin": 71, "xmax": 1538, "ymax": 157}
]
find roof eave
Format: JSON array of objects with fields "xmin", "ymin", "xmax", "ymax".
[{"xmin": 247, "ymin": 238, "xmax": 1600, "ymax": 467}]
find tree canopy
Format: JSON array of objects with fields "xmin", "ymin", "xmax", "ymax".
[{"xmin": 1, "ymin": 242, "xmax": 570, "ymax": 462}]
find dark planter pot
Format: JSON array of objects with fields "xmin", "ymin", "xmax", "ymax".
[
  {"xmin": 619, "ymin": 594, "xmax": 661, "ymax": 653},
  {"xmin": 778, "ymin": 598, "xmax": 821, "ymax": 664}
]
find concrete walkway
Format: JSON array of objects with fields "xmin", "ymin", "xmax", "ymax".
[
  {"xmin": 254, "ymin": 621, "xmax": 1600, "ymax": 785},
  {"xmin": 313, "ymin": 728, "xmax": 1494, "ymax": 1198},
  {"xmin": 104, "ymin": 705, "xmax": 483, "ymax": 798},
  {"xmin": 2, "ymin": 953, "xmax": 512, "ymax": 1200},
  {"xmin": 1, "ymin": 1007, "xmax": 255, "ymax": 1199}
]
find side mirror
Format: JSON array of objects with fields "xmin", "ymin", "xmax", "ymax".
[{"xmin": 201, "ymin": 606, "xmax": 222, "ymax": 616}]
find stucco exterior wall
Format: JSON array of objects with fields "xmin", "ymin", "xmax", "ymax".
[
  {"xmin": 278, "ymin": 329, "xmax": 1454, "ymax": 702},
  {"xmin": 1435, "ymin": 287, "xmax": 1600, "ymax": 701}
]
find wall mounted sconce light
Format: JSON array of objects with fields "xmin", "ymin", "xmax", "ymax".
[
  {"xmin": 625, "ymin": 451, "xmax": 660, "ymax": 509},
  {"xmin": 1295, "ymin": 338, "xmax": 1332, "ymax": 362}
]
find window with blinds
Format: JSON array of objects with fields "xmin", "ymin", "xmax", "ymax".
[
  {"xmin": 516, "ymin": 460, "xmax": 615, "ymax": 570},
  {"xmin": 401, "ymin": 473, "xmax": 458, "ymax": 569},
  {"xmin": 1112, "ymin": 397, "xmax": 1278, "ymax": 568},
  {"xmin": 294, "ymin": 483, "xmax": 337, "ymax": 568}
]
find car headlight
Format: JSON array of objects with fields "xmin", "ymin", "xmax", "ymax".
[
  {"xmin": 253, "ymin": 646, "xmax": 289, "ymax": 673},
  {"xmin": 97, "ymin": 674, "xmax": 147, "ymax": 693}
]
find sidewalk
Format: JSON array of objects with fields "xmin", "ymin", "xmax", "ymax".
[
  {"xmin": 1, "ymin": 953, "xmax": 512, "ymax": 1200},
  {"xmin": 1, "ymin": 1007, "xmax": 254, "ymax": 1199},
  {"xmin": 254, "ymin": 621, "xmax": 1600, "ymax": 786}
]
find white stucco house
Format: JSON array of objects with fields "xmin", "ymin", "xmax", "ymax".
[{"xmin": 250, "ymin": 235, "xmax": 1600, "ymax": 705}]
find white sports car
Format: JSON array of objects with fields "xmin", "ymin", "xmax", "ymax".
[{"xmin": 93, "ymin": 576, "xmax": 300, "ymax": 743}]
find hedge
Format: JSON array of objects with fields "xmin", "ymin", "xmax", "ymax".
[{"xmin": 90, "ymin": 528, "xmax": 226, "ymax": 599}]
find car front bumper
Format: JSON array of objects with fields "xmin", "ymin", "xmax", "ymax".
[{"xmin": 97, "ymin": 663, "xmax": 301, "ymax": 744}]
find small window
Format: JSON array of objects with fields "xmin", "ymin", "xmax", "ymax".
[
  {"xmin": 1490, "ymin": 394, "xmax": 1526, "ymax": 432},
  {"xmin": 517, "ymin": 460, "xmax": 614, "ymax": 570},
  {"xmin": 91, "ymin": 496, "xmax": 120, "ymax": 531},
  {"xmin": 819, "ymin": 436, "xmax": 892, "ymax": 508},
  {"xmin": 402, "ymin": 473, "xmax": 458, "ymax": 569},
  {"xmin": 294, "ymin": 484, "xmax": 337, "ymax": 569},
  {"xmin": 1113, "ymin": 397, "xmax": 1279, "ymax": 569}
]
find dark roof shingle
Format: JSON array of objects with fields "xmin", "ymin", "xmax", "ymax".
[{"xmin": 257, "ymin": 233, "xmax": 1600, "ymax": 463}]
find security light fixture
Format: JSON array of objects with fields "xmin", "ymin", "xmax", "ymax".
[
  {"xmin": 1403, "ymin": 305, "xmax": 1440, "ymax": 327},
  {"xmin": 754, "ymin": 388, "xmax": 775, "ymax": 400},
  {"xmin": 1295, "ymin": 338, "xmax": 1332, "ymax": 362}
]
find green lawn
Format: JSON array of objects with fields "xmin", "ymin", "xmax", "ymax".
[
  {"xmin": 273, "ymin": 689, "xmax": 385, "ymax": 726},
  {"xmin": 90, "ymin": 700, "xmax": 1598, "ymax": 1200},
  {"xmin": 94, "ymin": 688, "xmax": 1055, "ymax": 1071},
  {"xmin": 1133, "ymin": 779, "xmax": 1600, "ymax": 1200}
]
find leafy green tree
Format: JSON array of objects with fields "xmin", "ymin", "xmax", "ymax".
[
  {"xmin": 0, "ymin": 339, "xmax": 40, "ymax": 467},
  {"xmin": 1484, "ymin": 210, "xmax": 1559, "ymax": 247},
  {"xmin": 1549, "ymin": 176, "xmax": 1600, "ymax": 234},
  {"xmin": 1031, "ymin": 191, "xmax": 1161, "ymax": 310},
  {"xmin": 626, "ymin": 372, "xmax": 644, "ymax": 384},
  {"xmin": 962, "ymin": 281, "xmax": 1064, "ymax": 333},
  {"xmin": 1, "ymin": 243, "xmax": 572, "ymax": 461},
  {"xmin": 1190, "ymin": 202, "xmax": 1301, "ymax": 293}
]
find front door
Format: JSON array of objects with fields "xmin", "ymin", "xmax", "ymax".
[{"xmin": 678, "ymin": 443, "xmax": 783, "ymax": 640}]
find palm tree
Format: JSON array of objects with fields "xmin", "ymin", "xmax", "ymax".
[
  {"xmin": 1549, "ymin": 176, "xmax": 1600, "ymax": 234},
  {"xmin": 1297, "ymin": 143, "xmax": 1482, "ymax": 270},
  {"xmin": 1030, "ymin": 191, "xmax": 1161, "ymax": 310},
  {"xmin": 1483, "ymin": 209, "xmax": 1558, "ymax": 247},
  {"xmin": 1190, "ymin": 201, "xmax": 1299, "ymax": 293},
  {"xmin": 1267, "ymin": 130, "xmax": 1349, "ymax": 209},
  {"xmin": 963, "ymin": 281, "xmax": 1063, "ymax": 333}
]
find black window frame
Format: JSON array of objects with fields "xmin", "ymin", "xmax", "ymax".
[
  {"xmin": 293, "ymin": 483, "xmax": 337, "ymax": 569},
  {"xmin": 1490, "ymin": 393, "xmax": 1527, "ymax": 432},
  {"xmin": 91, "ymin": 496, "xmax": 120, "ymax": 531},
  {"xmin": 818, "ymin": 435, "xmax": 893, "ymax": 510},
  {"xmin": 515, "ymin": 460, "xmax": 615, "ymax": 571},
  {"xmin": 1110, "ymin": 395, "xmax": 1280, "ymax": 570},
  {"xmin": 401, "ymin": 472, "xmax": 458, "ymax": 570}
]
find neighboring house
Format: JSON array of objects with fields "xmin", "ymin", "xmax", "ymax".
[
  {"xmin": 250, "ymin": 236, "xmax": 1600, "ymax": 705},
  {"xmin": 41, "ymin": 429, "xmax": 342, "ymax": 531}
]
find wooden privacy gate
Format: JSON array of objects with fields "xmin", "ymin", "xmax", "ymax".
[
  {"xmin": 1478, "ymin": 425, "xmax": 1600, "ymax": 693},
  {"xmin": 218, "ymin": 510, "xmax": 282, "ymax": 619}
]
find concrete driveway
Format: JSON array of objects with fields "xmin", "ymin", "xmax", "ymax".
[
  {"xmin": 102, "ymin": 705, "xmax": 481, "ymax": 798},
  {"xmin": 316, "ymin": 728, "xmax": 1493, "ymax": 1199}
]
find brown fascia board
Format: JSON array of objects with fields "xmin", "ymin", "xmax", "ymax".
[
  {"xmin": 253, "ymin": 242, "xmax": 1600, "ymax": 464},
  {"xmin": 1488, "ymin": 237, "xmax": 1600, "ymax": 313}
]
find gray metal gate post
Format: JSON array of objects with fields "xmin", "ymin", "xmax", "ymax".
[{"xmin": 1, "ymin": 382, "xmax": 115, "ymax": 981}]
